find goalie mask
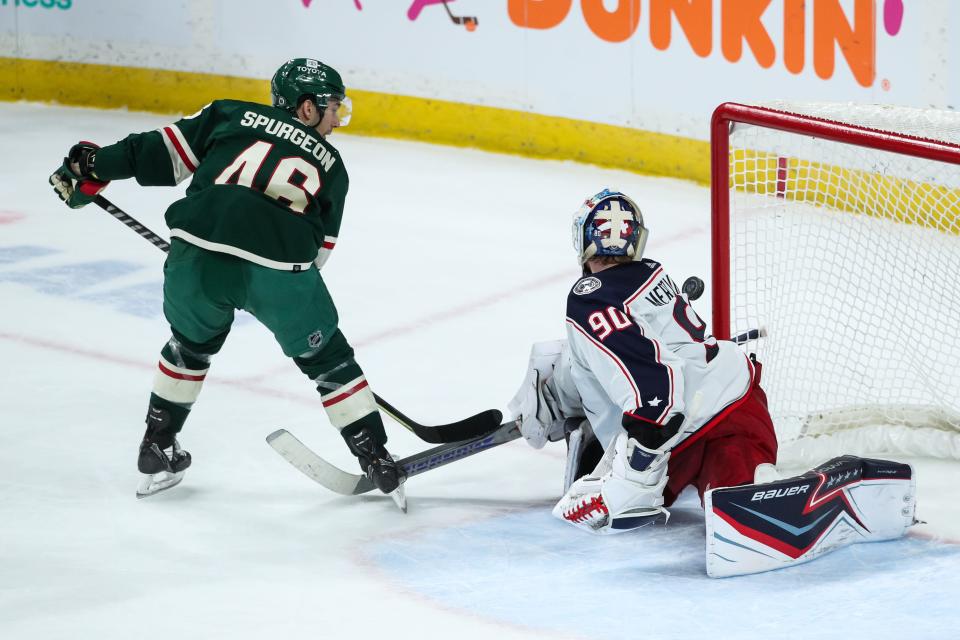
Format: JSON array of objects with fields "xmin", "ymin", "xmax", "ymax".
[
  {"xmin": 572, "ymin": 189, "xmax": 649, "ymax": 266},
  {"xmin": 271, "ymin": 58, "xmax": 352, "ymax": 126}
]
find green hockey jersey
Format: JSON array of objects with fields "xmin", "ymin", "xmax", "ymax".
[{"xmin": 94, "ymin": 100, "xmax": 348, "ymax": 271}]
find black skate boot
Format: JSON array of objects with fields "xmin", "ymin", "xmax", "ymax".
[
  {"xmin": 136, "ymin": 405, "xmax": 192, "ymax": 499},
  {"xmin": 346, "ymin": 427, "xmax": 407, "ymax": 510}
]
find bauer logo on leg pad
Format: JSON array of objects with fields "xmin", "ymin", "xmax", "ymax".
[
  {"xmin": 751, "ymin": 484, "xmax": 810, "ymax": 501},
  {"xmin": 704, "ymin": 456, "xmax": 916, "ymax": 578}
]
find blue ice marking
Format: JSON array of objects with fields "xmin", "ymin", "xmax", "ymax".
[
  {"xmin": 369, "ymin": 508, "xmax": 960, "ymax": 640},
  {"xmin": 82, "ymin": 282, "xmax": 163, "ymax": 319},
  {"xmin": 0, "ymin": 260, "xmax": 143, "ymax": 295},
  {"xmin": 0, "ymin": 245, "xmax": 59, "ymax": 264}
]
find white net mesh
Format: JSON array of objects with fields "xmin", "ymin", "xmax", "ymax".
[{"xmin": 724, "ymin": 102, "xmax": 960, "ymax": 466}]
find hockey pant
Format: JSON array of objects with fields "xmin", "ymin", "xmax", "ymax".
[
  {"xmin": 662, "ymin": 360, "xmax": 778, "ymax": 506},
  {"xmin": 150, "ymin": 241, "xmax": 385, "ymax": 445}
]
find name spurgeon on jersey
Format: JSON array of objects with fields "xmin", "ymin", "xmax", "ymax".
[{"xmin": 239, "ymin": 111, "xmax": 337, "ymax": 171}]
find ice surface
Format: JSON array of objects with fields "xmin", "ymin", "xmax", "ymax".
[{"xmin": 1, "ymin": 103, "xmax": 957, "ymax": 639}]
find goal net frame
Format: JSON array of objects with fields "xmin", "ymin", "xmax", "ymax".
[{"xmin": 710, "ymin": 102, "xmax": 960, "ymax": 465}]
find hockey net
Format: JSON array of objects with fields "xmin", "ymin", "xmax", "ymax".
[{"xmin": 711, "ymin": 102, "xmax": 960, "ymax": 467}]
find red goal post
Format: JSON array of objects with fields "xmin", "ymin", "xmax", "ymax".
[{"xmin": 710, "ymin": 102, "xmax": 960, "ymax": 465}]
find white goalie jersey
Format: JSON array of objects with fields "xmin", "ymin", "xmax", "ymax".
[{"xmin": 558, "ymin": 259, "xmax": 753, "ymax": 449}]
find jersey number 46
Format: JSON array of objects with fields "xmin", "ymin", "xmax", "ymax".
[{"xmin": 215, "ymin": 141, "xmax": 321, "ymax": 214}]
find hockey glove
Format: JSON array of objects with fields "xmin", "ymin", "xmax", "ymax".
[{"xmin": 49, "ymin": 142, "xmax": 110, "ymax": 209}]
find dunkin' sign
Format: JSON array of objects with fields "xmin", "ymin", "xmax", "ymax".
[{"xmin": 508, "ymin": 0, "xmax": 905, "ymax": 88}]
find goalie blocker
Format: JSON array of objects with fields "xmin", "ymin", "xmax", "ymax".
[{"xmin": 705, "ymin": 455, "xmax": 916, "ymax": 578}]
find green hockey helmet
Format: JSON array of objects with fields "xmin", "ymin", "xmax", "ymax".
[{"xmin": 271, "ymin": 58, "xmax": 351, "ymax": 124}]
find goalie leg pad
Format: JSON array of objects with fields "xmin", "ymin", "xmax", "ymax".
[{"xmin": 705, "ymin": 455, "xmax": 916, "ymax": 578}]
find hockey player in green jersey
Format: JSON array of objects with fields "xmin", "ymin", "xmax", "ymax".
[{"xmin": 49, "ymin": 58, "xmax": 406, "ymax": 502}]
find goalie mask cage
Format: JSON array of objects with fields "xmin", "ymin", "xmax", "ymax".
[{"xmin": 711, "ymin": 102, "xmax": 960, "ymax": 467}]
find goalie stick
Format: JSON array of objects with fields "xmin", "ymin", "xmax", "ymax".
[
  {"xmin": 92, "ymin": 195, "xmax": 502, "ymax": 444},
  {"xmin": 267, "ymin": 419, "xmax": 522, "ymax": 496}
]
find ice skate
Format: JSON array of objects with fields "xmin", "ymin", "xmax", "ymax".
[
  {"xmin": 346, "ymin": 427, "xmax": 407, "ymax": 511},
  {"xmin": 136, "ymin": 438, "xmax": 192, "ymax": 499},
  {"xmin": 388, "ymin": 483, "xmax": 407, "ymax": 512}
]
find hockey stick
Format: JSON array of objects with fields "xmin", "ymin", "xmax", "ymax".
[
  {"xmin": 94, "ymin": 195, "xmax": 170, "ymax": 251},
  {"xmin": 267, "ymin": 419, "xmax": 521, "ymax": 496},
  {"xmin": 373, "ymin": 392, "xmax": 501, "ymax": 443},
  {"xmin": 731, "ymin": 327, "xmax": 766, "ymax": 344},
  {"xmin": 92, "ymin": 195, "xmax": 502, "ymax": 443}
]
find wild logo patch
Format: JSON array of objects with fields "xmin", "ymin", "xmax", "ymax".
[
  {"xmin": 573, "ymin": 277, "xmax": 602, "ymax": 296},
  {"xmin": 308, "ymin": 330, "xmax": 324, "ymax": 348}
]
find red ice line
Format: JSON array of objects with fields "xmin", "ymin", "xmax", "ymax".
[
  {"xmin": 236, "ymin": 226, "xmax": 704, "ymax": 384},
  {"xmin": 0, "ymin": 227, "xmax": 703, "ymax": 394},
  {"xmin": 0, "ymin": 330, "xmax": 322, "ymax": 408},
  {"xmin": 0, "ymin": 212, "xmax": 26, "ymax": 224}
]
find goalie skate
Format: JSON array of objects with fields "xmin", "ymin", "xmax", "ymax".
[{"xmin": 705, "ymin": 455, "xmax": 916, "ymax": 578}]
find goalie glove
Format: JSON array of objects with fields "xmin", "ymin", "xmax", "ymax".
[
  {"xmin": 553, "ymin": 431, "xmax": 670, "ymax": 535},
  {"xmin": 507, "ymin": 340, "xmax": 582, "ymax": 449}
]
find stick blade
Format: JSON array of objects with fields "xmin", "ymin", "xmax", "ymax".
[
  {"xmin": 374, "ymin": 393, "xmax": 503, "ymax": 443},
  {"xmin": 267, "ymin": 429, "xmax": 374, "ymax": 495},
  {"xmin": 409, "ymin": 408, "xmax": 503, "ymax": 443}
]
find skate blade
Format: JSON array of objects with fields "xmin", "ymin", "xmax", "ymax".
[
  {"xmin": 389, "ymin": 485, "xmax": 407, "ymax": 513},
  {"xmin": 136, "ymin": 470, "xmax": 185, "ymax": 499}
]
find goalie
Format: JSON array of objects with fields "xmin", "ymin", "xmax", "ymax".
[{"xmin": 509, "ymin": 189, "xmax": 917, "ymax": 577}]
